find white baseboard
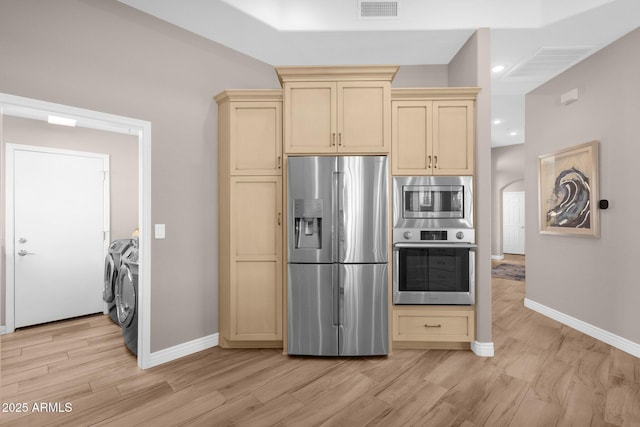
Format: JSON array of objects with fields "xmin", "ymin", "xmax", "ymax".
[
  {"xmin": 471, "ymin": 341, "xmax": 495, "ymax": 357},
  {"xmin": 148, "ymin": 333, "xmax": 219, "ymax": 368},
  {"xmin": 0, "ymin": 325, "xmax": 7, "ymax": 335},
  {"xmin": 491, "ymin": 254, "xmax": 504, "ymax": 260},
  {"xmin": 524, "ymin": 298, "xmax": 640, "ymax": 358}
]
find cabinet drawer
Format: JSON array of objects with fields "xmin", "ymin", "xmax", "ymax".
[{"xmin": 393, "ymin": 308, "xmax": 474, "ymax": 342}]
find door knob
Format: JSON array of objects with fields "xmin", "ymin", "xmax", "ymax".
[{"xmin": 18, "ymin": 249, "xmax": 35, "ymax": 256}]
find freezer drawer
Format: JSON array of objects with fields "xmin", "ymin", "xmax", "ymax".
[
  {"xmin": 339, "ymin": 263, "xmax": 388, "ymax": 356},
  {"xmin": 288, "ymin": 263, "xmax": 389, "ymax": 356},
  {"xmin": 288, "ymin": 264, "xmax": 339, "ymax": 356}
]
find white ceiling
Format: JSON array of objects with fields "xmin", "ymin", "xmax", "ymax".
[{"xmin": 119, "ymin": 0, "xmax": 640, "ymax": 147}]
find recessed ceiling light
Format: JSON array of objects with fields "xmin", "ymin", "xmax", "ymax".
[
  {"xmin": 493, "ymin": 119, "xmax": 502, "ymax": 125},
  {"xmin": 48, "ymin": 115, "xmax": 77, "ymax": 127},
  {"xmin": 509, "ymin": 131, "xmax": 518, "ymax": 136},
  {"xmin": 492, "ymin": 65, "xmax": 506, "ymax": 73}
]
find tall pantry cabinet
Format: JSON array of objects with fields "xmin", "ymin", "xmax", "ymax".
[{"xmin": 215, "ymin": 90, "xmax": 283, "ymax": 348}]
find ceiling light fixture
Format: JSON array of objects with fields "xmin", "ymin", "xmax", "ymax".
[
  {"xmin": 492, "ymin": 65, "xmax": 506, "ymax": 73},
  {"xmin": 493, "ymin": 119, "xmax": 502, "ymax": 125},
  {"xmin": 48, "ymin": 115, "xmax": 77, "ymax": 127},
  {"xmin": 509, "ymin": 131, "xmax": 518, "ymax": 136}
]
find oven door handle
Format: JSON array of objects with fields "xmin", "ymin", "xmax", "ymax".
[{"xmin": 393, "ymin": 243, "xmax": 478, "ymax": 250}]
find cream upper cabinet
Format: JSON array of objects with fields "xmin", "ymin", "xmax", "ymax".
[
  {"xmin": 277, "ymin": 66, "xmax": 398, "ymax": 154},
  {"xmin": 391, "ymin": 88, "xmax": 479, "ymax": 176},
  {"xmin": 215, "ymin": 90, "xmax": 283, "ymax": 175}
]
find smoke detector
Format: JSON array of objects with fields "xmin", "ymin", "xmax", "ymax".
[{"xmin": 359, "ymin": 1, "xmax": 398, "ymax": 19}]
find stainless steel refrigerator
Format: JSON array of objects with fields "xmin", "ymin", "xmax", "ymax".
[{"xmin": 287, "ymin": 156, "xmax": 388, "ymax": 356}]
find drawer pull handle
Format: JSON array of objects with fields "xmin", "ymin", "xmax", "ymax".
[{"xmin": 424, "ymin": 324, "xmax": 442, "ymax": 328}]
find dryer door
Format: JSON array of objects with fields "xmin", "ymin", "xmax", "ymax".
[
  {"xmin": 103, "ymin": 254, "xmax": 117, "ymax": 303},
  {"xmin": 115, "ymin": 264, "xmax": 137, "ymax": 327}
]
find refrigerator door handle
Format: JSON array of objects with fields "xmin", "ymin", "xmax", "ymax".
[
  {"xmin": 332, "ymin": 266, "xmax": 340, "ymax": 327},
  {"xmin": 335, "ymin": 170, "xmax": 345, "ymax": 260},
  {"xmin": 332, "ymin": 171, "xmax": 343, "ymax": 262}
]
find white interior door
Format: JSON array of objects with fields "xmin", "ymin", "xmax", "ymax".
[
  {"xmin": 503, "ymin": 191, "xmax": 525, "ymax": 255},
  {"xmin": 12, "ymin": 146, "xmax": 108, "ymax": 328}
]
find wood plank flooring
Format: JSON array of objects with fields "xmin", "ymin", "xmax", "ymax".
[{"xmin": 2, "ymin": 270, "xmax": 639, "ymax": 426}]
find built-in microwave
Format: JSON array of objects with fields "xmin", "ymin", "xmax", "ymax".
[{"xmin": 393, "ymin": 176, "xmax": 473, "ymax": 230}]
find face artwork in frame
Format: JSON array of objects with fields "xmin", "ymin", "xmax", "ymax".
[{"xmin": 538, "ymin": 140, "xmax": 600, "ymax": 237}]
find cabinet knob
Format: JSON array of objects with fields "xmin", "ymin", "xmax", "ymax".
[
  {"xmin": 427, "ymin": 155, "xmax": 432, "ymax": 168},
  {"xmin": 278, "ymin": 212, "xmax": 281, "ymax": 226},
  {"xmin": 277, "ymin": 156, "xmax": 282, "ymax": 169},
  {"xmin": 434, "ymin": 155, "xmax": 438, "ymax": 169},
  {"xmin": 332, "ymin": 133, "xmax": 336, "ymax": 146},
  {"xmin": 338, "ymin": 133, "xmax": 342, "ymax": 146}
]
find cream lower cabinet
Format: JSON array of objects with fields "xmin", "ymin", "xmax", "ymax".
[
  {"xmin": 216, "ymin": 90, "xmax": 283, "ymax": 348},
  {"xmin": 392, "ymin": 306, "xmax": 475, "ymax": 349},
  {"xmin": 224, "ymin": 176, "xmax": 283, "ymax": 346},
  {"xmin": 391, "ymin": 88, "xmax": 479, "ymax": 176}
]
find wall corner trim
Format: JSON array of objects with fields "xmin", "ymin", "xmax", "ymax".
[
  {"xmin": 147, "ymin": 333, "xmax": 219, "ymax": 368},
  {"xmin": 471, "ymin": 341, "xmax": 495, "ymax": 357},
  {"xmin": 524, "ymin": 298, "xmax": 640, "ymax": 358},
  {"xmin": 491, "ymin": 254, "xmax": 505, "ymax": 260}
]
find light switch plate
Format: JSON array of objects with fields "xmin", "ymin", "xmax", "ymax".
[{"xmin": 155, "ymin": 224, "xmax": 166, "ymax": 239}]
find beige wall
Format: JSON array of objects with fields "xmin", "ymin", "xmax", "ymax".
[
  {"xmin": 392, "ymin": 65, "xmax": 449, "ymax": 87},
  {"xmin": 448, "ymin": 29, "xmax": 493, "ymax": 345},
  {"xmin": 525, "ymin": 28, "xmax": 640, "ymax": 345},
  {"xmin": 0, "ymin": 0, "xmax": 280, "ymax": 351},
  {"xmin": 491, "ymin": 144, "xmax": 525, "ymax": 256}
]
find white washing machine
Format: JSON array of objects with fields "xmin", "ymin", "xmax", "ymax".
[
  {"xmin": 103, "ymin": 239, "xmax": 135, "ymax": 325},
  {"xmin": 116, "ymin": 245, "xmax": 139, "ymax": 355}
]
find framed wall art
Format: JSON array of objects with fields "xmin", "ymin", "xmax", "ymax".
[{"xmin": 538, "ymin": 140, "xmax": 599, "ymax": 237}]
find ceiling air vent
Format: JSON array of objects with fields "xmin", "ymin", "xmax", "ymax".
[
  {"xmin": 359, "ymin": 1, "xmax": 398, "ymax": 18},
  {"xmin": 505, "ymin": 46, "xmax": 596, "ymax": 80}
]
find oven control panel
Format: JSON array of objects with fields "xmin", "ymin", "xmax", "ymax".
[{"xmin": 394, "ymin": 228, "xmax": 475, "ymax": 244}]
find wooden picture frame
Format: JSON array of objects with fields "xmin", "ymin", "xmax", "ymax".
[{"xmin": 538, "ymin": 140, "xmax": 599, "ymax": 237}]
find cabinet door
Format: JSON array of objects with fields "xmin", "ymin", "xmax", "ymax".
[
  {"xmin": 230, "ymin": 101, "xmax": 282, "ymax": 175},
  {"xmin": 432, "ymin": 100, "xmax": 474, "ymax": 175},
  {"xmin": 338, "ymin": 81, "xmax": 390, "ymax": 153},
  {"xmin": 284, "ymin": 82, "xmax": 336, "ymax": 154},
  {"xmin": 230, "ymin": 176, "xmax": 282, "ymax": 341},
  {"xmin": 391, "ymin": 100, "xmax": 433, "ymax": 175}
]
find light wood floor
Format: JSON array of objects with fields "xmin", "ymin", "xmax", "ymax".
[{"xmin": 2, "ymin": 275, "xmax": 639, "ymax": 426}]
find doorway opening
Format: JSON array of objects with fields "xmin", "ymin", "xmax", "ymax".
[
  {"xmin": 502, "ymin": 190, "xmax": 525, "ymax": 255},
  {"xmin": 0, "ymin": 93, "xmax": 152, "ymax": 369}
]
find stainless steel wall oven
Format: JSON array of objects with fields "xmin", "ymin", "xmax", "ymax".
[
  {"xmin": 393, "ymin": 242, "xmax": 475, "ymax": 305},
  {"xmin": 392, "ymin": 176, "xmax": 475, "ymax": 305}
]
